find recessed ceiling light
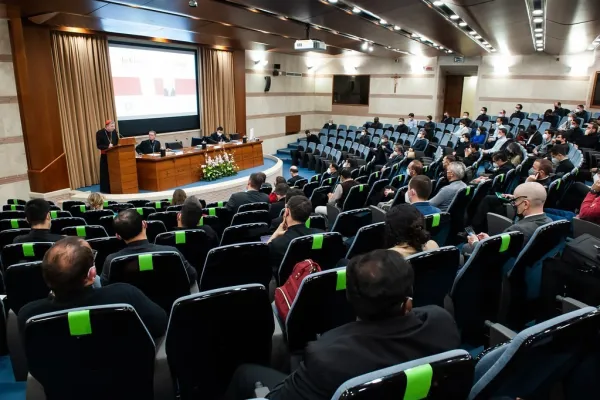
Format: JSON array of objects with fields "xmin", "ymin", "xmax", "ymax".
[
  {"xmin": 448, "ymin": 50, "xmax": 453, "ymax": 53},
  {"xmin": 536, "ymin": 40, "xmax": 543, "ymax": 44},
  {"xmin": 411, "ymin": 32, "xmax": 419, "ymax": 37},
  {"xmin": 536, "ymin": 48, "xmax": 543, "ymax": 51},
  {"xmin": 450, "ymin": 14, "xmax": 459, "ymax": 20},
  {"xmin": 380, "ymin": 19, "xmax": 387, "ymax": 24},
  {"xmin": 386, "ymin": 46, "xmax": 391, "ymax": 49},
  {"xmin": 352, "ymin": 7, "xmax": 361, "ymax": 13},
  {"xmin": 485, "ymin": 44, "xmax": 492, "ymax": 47},
  {"xmin": 594, "ymin": 39, "xmax": 600, "ymax": 43},
  {"xmin": 532, "ymin": 9, "xmax": 543, "ymax": 15},
  {"xmin": 458, "ymin": 21, "xmax": 467, "ymax": 27},
  {"xmin": 533, "ymin": 17, "xmax": 544, "ymax": 23},
  {"xmin": 535, "ymin": 33, "xmax": 543, "ymax": 37},
  {"xmin": 433, "ymin": 1, "xmax": 444, "ymax": 5},
  {"xmin": 534, "ymin": 28, "xmax": 543, "ymax": 32},
  {"xmin": 490, "ymin": 49, "xmax": 496, "ymax": 52},
  {"xmin": 482, "ymin": 41, "xmax": 488, "ymax": 44},
  {"xmin": 589, "ymin": 46, "xmax": 596, "ymax": 50},
  {"xmin": 474, "ymin": 35, "xmax": 482, "ymax": 39},
  {"xmin": 368, "ymin": 46, "xmax": 374, "ymax": 52},
  {"xmin": 469, "ymin": 31, "xmax": 477, "ymax": 35},
  {"xmin": 393, "ymin": 25, "xmax": 401, "ymax": 31},
  {"xmin": 332, "ymin": 30, "xmax": 338, "ymax": 34},
  {"xmin": 361, "ymin": 42, "xmax": 368, "ymax": 50}
]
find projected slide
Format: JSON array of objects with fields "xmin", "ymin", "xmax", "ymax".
[{"xmin": 108, "ymin": 44, "xmax": 198, "ymax": 121}]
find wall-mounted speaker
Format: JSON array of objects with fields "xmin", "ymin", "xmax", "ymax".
[{"xmin": 264, "ymin": 76, "xmax": 271, "ymax": 92}]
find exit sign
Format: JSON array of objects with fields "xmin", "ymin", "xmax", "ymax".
[{"xmin": 454, "ymin": 56, "xmax": 465, "ymax": 63}]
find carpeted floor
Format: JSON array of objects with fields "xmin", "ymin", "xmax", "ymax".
[{"xmin": 0, "ymin": 356, "xmax": 25, "ymax": 400}]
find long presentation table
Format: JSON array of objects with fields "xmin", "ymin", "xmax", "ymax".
[{"xmin": 135, "ymin": 141, "xmax": 264, "ymax": 191}]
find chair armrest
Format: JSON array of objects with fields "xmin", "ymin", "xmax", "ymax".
[
  {"xmin": 556, "ymin": 296, "xmax": 589, "ymax": 313},
  {"xmin": 154, "ymin": 336, "xmax": 175, "ymax": 399},
  {"xmin": 485, "ymin": 320, "xmax": 517, "ymax": 347}
]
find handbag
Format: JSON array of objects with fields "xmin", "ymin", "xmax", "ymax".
[{"xmin": 274, "ymin": 259, "xmax": 321, "ymax": 320}]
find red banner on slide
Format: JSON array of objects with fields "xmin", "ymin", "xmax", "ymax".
[{"xmin": 112, "ymin": 77, "xmax": 142, "ymax": 96}]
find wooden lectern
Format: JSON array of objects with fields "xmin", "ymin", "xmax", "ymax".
[{"xmin": 106, "ymin": 137, "xmax": 139, "ymax": 194}]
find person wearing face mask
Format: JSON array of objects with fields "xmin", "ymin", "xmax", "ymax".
[
  {"xmin": 378, "ymin": 161, "xmax": 423, "ymax": 209},
  {"xmin": 510, "ymin": 104, "xmax": 525, "ymax": 121},
  {"xmin": 225, "ymin": 172, "xmax": 270, "ymax": 215},
  {"xmin": 553, "ymin": 101, "xmax": 566, "ymax": 118},
  {"xmin": 558, "ymin": 113, "xmax": 575, "ymax": 131},
  {"xmin": 476, "ymin": 106, "xmax": 489, "ymax": 122},
  {"xmin": 533, "ymin": 129, "xmax": 554, "ymax": 157},
  {"xmin": 411, "ymin": 130, "xmax": 428, "ymax": 152},
  {"xmin": 462, "ymin": 143, "xmax": 480, "ymax": 167},
  {"xmin": 542, "ymin": 109, "xmax": 555, "ymax": 124},
  {"xmin": 497, "ymin": 110, "xmax": 509, "ymax": 125},
  {"xmin": 526, "ymin": 159, "xmax": 553, "ymax": 188},
  {"xmin": 462, "ymin": 111, "xmax": 473, "ymax": 128},
  {"xmin": 566, "ymin": 118, "xmax": 584, "ymax": 144},
  {"xmin": 550, "ymin": 145, "xmax": 574, "ymax": 178},
  {"xmin": 429, "ymin": 161, "xmax": 467, "ymax": 212},
  {"xmin": 472, "ymin": 152, "xmax": 512, "ymax": 184},
  {"xmin": 358, "ymin": 128, "xmax": 371, "ymax": 146},
  {"xmin": 506, "ymin": 142, "xmax": 522, "ymax": 167},
  {"xmin": 574, "ymin": 104, "xmax": 587, "ymax": 121},
  {"xmin": 453, "ymin": 133, "xmax": 470, "ymax": 158},
  {"xmin": 441, "ymin": 111, "xmax": 453, "ymax": 125},
  {"xmin": 455, "ymin": 119, "xmax": 470, "ymax": 138},
  {"xmin": 395, "ymin": 118, "xmax": 409, "ymax": 134},
  {"xmin": 522, "ymin": 126, "xmax": 542, "ymax": 151},
  {"xmin": 365, "ymin": 116, "xmax": 383, "ymax": 130},
  {"xmin": 322, "ymin": 119, "xmax": 337, "ymax": 130},
  {"xmin": 483, "ymin": 128, "xmax": 508, "ymax": 155},
  {"xmin": 578, "ymin": 174, "xmax": 600, "ymax": 224},
  {"xmin": 324, "ymin": 163, "xmax": 339, "ymax": 180},
  {"xmin": 489, "ymin": 117, "xmax": 505, "ymax": 146},
  {"xmin": 208, "ymin": 126, "xmax": 230, "ymax": 144},
  {"xmin": 373, "ymin": 134, "xmax": 393, "ymax": 166},
  {"xmin": 471, "ymin": 127, "xmax": 486, "ymax": 146},
  {"xmin": 424, "ymin": 115, "xmax": 436, "ymax": 138},
  {"xmin": 406, "ymin": 113, "xmax": 417, "ymax": 129},
  {"xmin": 575, "ymin": 123, "xmax": 599, "ymax": 149},
  {"xmin": 315, "ymin": 168, "xmax": 356, "ymax": 217},
  {"xmin": 404, "ymin": 175, "xmax": 440, "ymax": 216},
  {"xmin": 381, "ymin": 143, "xmax": 404, "ymax": 171}
]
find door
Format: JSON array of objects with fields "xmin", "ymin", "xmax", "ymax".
[{"xmin": 443, "ymin": 75, "xmax": 464, "ymax": 117}]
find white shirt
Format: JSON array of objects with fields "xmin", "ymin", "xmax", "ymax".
[
  {"xmin": 455, "ymin": 126, "xmax": 470, "ymax": 137},
  {"xmin": 406, "ymin": 119, "xmax": 417, "ymax": 129},
  {"xmin": 484, "ymin": 136, "xmax": 507, "ymax": 154}
]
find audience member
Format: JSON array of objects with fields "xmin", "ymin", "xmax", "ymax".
[
  {"xmin": 269, "ymin": 177, "xmax": 287, "ymax": 203},
  {"xmin": 542, "ymin": 109, "xmax": 555, "ymax": 123},
  {"xmin": 553, "ymin": 101, "xmax": 566, "ymax": 117},
  {"xmin": 269, "ymin": 183, "xmax": 289, "ymax": 221},
  {"xmin": 224, "ymin": 249, "xmax": 460, "ymax": 400},
  {"xmin": 423, "ymin": 115, "xmax": 436, "ymax": 136},
  {"xmin": 462, "ymin": 111, "xmax": 473, "ymax": 127},
  {"xmin": 578, "ymin": 176, "xmax": 600, "ymax": 224},
  {"xmin": 287, "ymin": 166, "xmax": 304, "ymax": 186},
  {"xmin": 558, "ymin": 113, "xmax": 575, "ymax": 131},
  {"xmin": 176, "ymin": 197, "xmax": 219, "ymax": 244},
  {"xmin": 533, "ymin": 129, "xmax": 553, "ymax": 156},
  {"xmin": 101, "ymin": 209, "xmax": 198, "ymax": 286},
  {"xmin": 429, "ymin": 161, "xmax": 467, "ymax": 212},
  {"xmin": 315, "ymin": 168, "xmax": 356, "ymax": 217},
  {"xmin": 395, "ymin": 117, "xmax": 409, "ymax": 134},
  {"xmin": 292, "ymin": 130, "xmax": 319, "ymax": 165},
  {"xmin": 483, "ymin": 127, "xmax": 508, "ymax": 154},
  {"xmin": 325, "ymin": 163, "xmax": 339, "ymax": 180},
  {"xmin": 553, "ymin": 132, "xmax": 568, "ymax": 146},
  {"xmin": 377, "ymin": 161, "xmax": 424, "ymax": 210},
  {"xmin": 462, "ymin": 143, "xmax": 480, "ymax": 167},
  {"xmin": 269, "ymin": 188, "xmax": 304, "ymax": 231},
  {"xmin": 13, "ymin": 199, "xmax": 64, "ymax": 244},
  {"xmin": 407, "ymin": 160, "xmax": 424, "ymax": 177},
  {"xmin": 574, "ymin": 104, "xmax": 587, "ymax": 121},
  {"xmin": 472, "ymin": 152, "xmax": 511, "ymax": 184},
  {"xmin": 522, "ymin": 126, "xmax": 542, "ymax": 148},
  {"xmin": 385, "ymin": 203, "xmax": 439, "ymax": 257},
  {"xmin": 171, "ymin": 189, "xmax": 187, "ymax": 206},
  {"xmin": 411, "ymin": 130, "xmax": 428, "ymax": 152},
  {"xmin": 455, "ymin": 120, "xmax": 470, "ymax": 137},
  {"xmin": 576, "ymin": 123, "xmax": 598, "ymax": 149},
  {"xmin": 506, "ymin": 142, "xmax": 523, "ymax": 167},
  {"xmin": 453, "ymin": 133, "xmax": 470, "ymax": 158},
  {"xmin": 550, "ymin": 145, "xmax": 574, "ymax": 177},
  {"xmin": 510, "ymin": 103, "xmax": 525, "ymax": 120},
  {"xmin": 477, "ymin": 106, "xmax": 490, "ymax": 122},
  {"xmin": 365, "ymin": 117, "xmax": 382, "ymax": 130},
  {"xmin": 497, "ymin": 110, "xmax": 509, "ymax": 125},
  {"xmin": 87, "ymin": 192, "xmax": 104, "ymax": 210},
  {"xmin": 566, "ymin": 118, "xmax": 584, "ymax": 144},
  {"xmin": 526, "ymin": 159, "xmax": 553, "ymax": 188},
  {"xmin": 18, "ymin": 237, "xmax": 167, "ymax": 339},
  {"xmin": 381, "ymin": 143, "xmax": 403, "ymax": 170},
  {"xmin": 406, "ymin": 113, "xmax": 417, "ymax": 129},
  {"xmin": 267, "ymin": 196, "xmax": 323, "ymax": 276},
  {"xmin": 226, "ymin": 173, "xmax": 270, "ymax": 214},
  {"xmin": 404, "ymin": 175, "xmax": 440, "ymax": 216},
  {"xmin": 472, "ymin": 126, "xmax": 486, "ymax": 145},
  {"xmin": 441, "ymin": 111, "xmax": 453, "ymax": 125},
  {"xmin": 374, "ymin": 135, "xmax": 393, "ymax": 165},
  {"xmin": 323, "ymin": 119, "xmax": 336, "ymax": 130},
  {"xmin": 358, "ymin": 128, "xmax": 371, "ymax": 146}
]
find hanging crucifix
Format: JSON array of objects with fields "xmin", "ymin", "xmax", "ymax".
[{"xmin": 393, "ymin": 74, "xmax": 399, "ymax": 93}]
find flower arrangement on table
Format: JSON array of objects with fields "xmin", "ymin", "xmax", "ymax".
[{"xmin": 200, "ymin": 151, "xmax": 239, "ymax": 181}]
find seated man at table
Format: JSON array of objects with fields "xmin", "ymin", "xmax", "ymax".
[
  {"xmin": 135, "ymin": 130, "xmax": 161, "ymax": 154},
  {"xmin": 208, "ymin": 126, "xmax": 230, "ymax": 144},
  {"xmin": 13, "ymin": 198, "xmax": 64, "ymax": 244},
  {"xmin": 226, "ymin": 172, "xmax": 270, "ymax": 215},
  {"xmin": 101, "ymin": 209, "xmax": 198, "ymax": 287}
]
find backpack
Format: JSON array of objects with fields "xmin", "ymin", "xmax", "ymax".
[{"xmin": 274, "ymin": 259, "xmax": 321, "ymax": 320}]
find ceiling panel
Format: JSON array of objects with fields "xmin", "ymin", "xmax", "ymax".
[
  {"xmin": 545, "ymin": 0, "xmax": 600, "ymax": 54},
  {"xmin": 1, "ymin": 0, "xmax": 107, "ymax": 16}
]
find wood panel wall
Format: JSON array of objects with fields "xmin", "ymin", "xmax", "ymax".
[{"xmin": 232, "ymin": 49, "xmax": 246, "ymax": 136}]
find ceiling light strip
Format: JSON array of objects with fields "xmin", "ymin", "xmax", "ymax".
[{"xmin": 524, "ymin": 0, "xmax": 547, "ymax": 52}]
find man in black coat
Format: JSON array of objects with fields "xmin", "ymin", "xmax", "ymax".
[
  {"xmin": 135, "ymin": 131, "xmax": 161, "ymax": 154},
  {"xmin": 208, "ymin": 126, "xmax": 230, "ymax": 144},
  {"xmin": 322, "ymin": 119, "xmax": 337, "ymax": 130},
  {"xmin": 96, "ymin": 119, "xmax": 119, "ymax": 193},
  {"xmin": 224, "ymin": 249, "xmax": 460, "ymax": 400},
  {"xmin": 226, "ymin": 173, "xmax": 270, "ymax": 215},
  {"xmin": 441, "ymin": 111, "xmax": 453, "ymax": 125},
  {"xmin": 287, "ymin": 166, "xmax": 304, "ymax": 186},
  {"xmin": 510, "ymin": 103, "xmax": 525, "ymax": 121}
]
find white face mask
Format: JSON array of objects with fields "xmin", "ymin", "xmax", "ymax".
[
  {"xmin": 577, "ymin": 109, "xmax": 582, "ymax": 113},
  {"xmin": 594, "ymin": 174, "xmax": 600, "ymax": 184},
  {"xmin": 568, "ymin": 116, "xmax": 573, "ymax": 121},
  {"xmin": 480, "ymin": 111, "xmax": 485, "ymax": 114},
  {"xmin": 405, "ymin": 191, "xmax": 411, "ymax": 204},
  {"xmin": 218, "ymin": 132, "xmax": 222, "ymax": 136},
  {"xmin": 327, "ymin": 168, "xmax": 332, "ymax": 174},
  {"xmin": 460, "ymin": 138, "xmax": 467, "ymax": 143},
  {"xmin": 463, "ymin": 115, "xmax": 468, "ymax": 118}
]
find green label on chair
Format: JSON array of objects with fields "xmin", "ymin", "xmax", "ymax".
[
  {"xmin": 208, "ymin": 208, "xmax": 216, "ymax": 216},
  {"xmin": 499, "ymin": 174, "xmax": 505, "ymax": 183},
  {"xmin": 312, "ymin": 234, "xmax": 324, "ymax": 250},
  {"xmin": 175, "ymin": 231, "xmax": 186, "ymax": 244},
  {"xmin": 431, "ymin": 214, "xmax": 440, "ymax": 228},
  {"xmin": 499, "ymin": 233, "xmax": 511, "ymax": 253},
  {"xmin": 79, "ymin": 205, "xmax": 86, "ymax": 212},
  {"xmin": 68, "ymin": 310, "xmax": 92, "ymax": 336},
  {"xmin": 11, "ymin": 199, "xmax": 17, "ymax": 204},
  {"xmin": 218, "ymin": 201, "xmax": 224, "ymax": 207},
  {"xmin": 198, "ymin": 217, "xmax": 204, "ymax": 226},
  {"xmin": 556, "ymin": 179, "xmax": 561, "ymax": 190},
  {"xmin": 328, "ymin": 178, "xmax": 332, "ymax": 184},
  {"xmin": 136, "ymin": 208, "xmax": 143, "ymax": 215},
  {"xmin": 375, "ymin": 172, "xmax": 379, "ymax": 178},
  {"xmin": 312, "ymin": 175, "xmax": 318, "ymax": 182},
  {"xmin": 10, "ymin": 205, "xmax": 16, "ymax": 210},
  {"xmin": 305, "ymin": 219, "xmax": 311, "ymax": 228},
  {"xmin": 76, "ymin": 226, "xmax": 86, "ymax": 237},
  {"xmin": 103, "ymin": 201, "xmax": 109, "ymax": 207},
  {"xmin": 336, "ymin": 269, "xmax": 347, "ymax": 291},
  {"xmin": 403, "ymin": 363, "xmax": 433, "ymax": 400},
  {"xmin": 10, "ymin": 219, "xmax": 18, "ymax": 229},
  {"xmin": 139, "ymin": 254, "xmax": 153, "ymax": 271},
  {"xmin": 465, "ymin": 186, "xmax": 471, "ymax": 196},
  {"xmin": 22, "ymin": 243, "xmax": 34, "ymax": 257},
  {"xmin": 359, "ymin": 185, "xmax": 364, "ymax": 192},
  {"xmin": 155, "ymin": 201, "xmax": 161, "ymax": 209},
  {"xmin": 50, "ymin": 211, "xmax": 58, "ymax": 219}
]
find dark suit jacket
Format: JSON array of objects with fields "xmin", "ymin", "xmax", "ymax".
[
  {"xmin": 395, "ymin": 124, "xmax": 409, "ymax": 134},
  {"xmin": 476, "ymin": 114, "xmax": 490, "ymax": 122},
  {"xmin": 269, "ymin": 198, "xmax": 286, "ymax": 221},
  {"xmin": 565, "ymin": 127, "xmax": 584, "ymax": 144},
  {"xmin": 266, "ymin": 305, "xmax": 460, "ymax": 400},
  {"xmin": 510, "ymin": 111, "xmax": 525, "ymax": 121},
  {"xmin": 366, "ymin": 122, "xmax": 383, "ymax": 130},
  {"xmin": 307, "ymin": 135, "xmax": 320, "ymax": 146},
  {"xmin": 358, "ymin": 135, "xmax": 370, "ymax": 146},
  {"xmin": 13, "ymin": 229, "xmax": 64, "ymax": 244},
  {"xmin": 96, "ymin": 129, "xmax": 119, "ymax": 152},
  {"xmin": 555, "ymin": 159, "xmax": 575, "ymax": 177},
  {"xmin": 441, "ymin": 117, "xmax": 453, "ymax": 125},
  {"xmin": 136, "ymin": 139, "xmax": 161, "ymax": 154},
  {"xmin": 322, "ymin": 123, "xmax": 337, "ymax": 130},
  {"xmin": 208, "ymin": 132, "xmax": 230, "ymax": 144},
  {"xmin": 505, "ymin": 213, "xmax": 553, "ymax": 246},
  {"xmin": 575, "ymin": 111, "xmax": 587, "ymax": 120},
  {"xmin": 463, "ymin": 152, "xmax": 479, "ymax": 167},
  {"xmin": 268, "ymin": 224, "xmax": 324, "ymax": 276},
  {"xmin": 226, "ymin": 189, "xmax": 270, "ymax": 214},
  {"xmin": 525, "ymin": 132, "xmax": 542, "ymax": 146},
  {"xmin": 412, "ymin": 138, "xmax": 427, "ymax": 152},
  {"xmin": 576, "ymin": 133, "xmax": 599, "ymax": 149},
  {"xmin": 492, "ymin": 162, "xmax": 513, "ymax": 179},
  {"xmin": 384, "ymin": 154, "xmax": 402, "ymax": 168},
  {"xmin": 287, "ymin": 175, "xmax": 304, "ymax": 186}
]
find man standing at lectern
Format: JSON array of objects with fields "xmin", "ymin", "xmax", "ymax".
[
  {"xmin": 96, "ymin": 119, "xmax": 119, "ymax": 193},
  {"xmin": 136, "ymin": 130, "xmax": 161, "ymax": 154}
]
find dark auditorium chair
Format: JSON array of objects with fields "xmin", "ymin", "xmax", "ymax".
[
  {"xmin": 230, "ymin": 210, "xmax": 270, "ymax": 227},
  {"xmin": 61, "ymin": 225, "xmax": 108, "ymax": 239},
  {"xmin": 0, "ymin": 219, "xmax": 29, "ymax": 232},
  {"xmin": 49, "ymin": 210, "xmax": 71, "ymax": 219},
  {"xmin": 145, "ymin": 220, "xmax": 167, "ymax": 243},
  {"xmin": 166, "ymin": 205, "xmax": 183, "ymax": 212},
  {"xmin": 0, "ymin": 228, "xmax": 30, "ymax": 252},
  {"xmin": 145, "ymin": 200, "xmax": 171, "ymax": 211},
  {"xmin": 446, "ymin": 186, "xmax": 474, "ymax": 245},
  {"xmin": 1, "ymin": 242, "xmax": 54, "ymax": 271},
  {"xmin": 165, "ymin": 141, "xmax": 183, "ymax": 150},
  {"xmin": 259, "ymin": 185, "xmax": 272, "ymax": 195},
  {"xmin": 24, "ymin": 304, "xmax": 157, "ymax": 399},
  {"xmin": 237, "ymin": 202, "xmax": 269, "ymax": 213},
  {"xmin": 107, "ymin": 251, "xmax": 191, "ymax": 312},
  {"xmin": 166, "ymin": 284, "xmax": 274, "ymax": 400},
  {"xmin": 406, "ymin": 246, "xmax": 460, "ymax": 309},
  {"xmin": 366, "ymin": 179, "xmax": 389, "ymax": 206},
  {"xmin": 82, "ymin": 209, "xmax": 114, "ymax": 226},
  {"xmin": 220, "ymin": 222, "xmax": 269, "ymax": 246},
  {"xmin": 501, "ymin": 220, "xmax": 570, "ymax": 330},
  {"xmin": 61, "ymin": 200, "xmax": 84, "ymax": 211},
  {"xmin": 134, "ymin": 207, "xmax": 157, "ymax": 220},
  {"xmin": 304, "ymin": 214, "xmax": 326, "ymax": 231},
  {"xmin": 282, "ymin": 267, "xmax": 355, "ymax": 353},
  {"xmin": 342, "ymin": 184, "xmax": 369, "ymax": 211},
  {"xmin": 202, "ymin": 207, "xmax": 230, "ymax": 229},
  {"xmin": 0, "ymin": 210, "xmax": 25, "ymax": 221},
  {"xmin": 105, "ymin": 202, "xmax": 134, "ymax": 213},
  {"xmin": 48, "ymin": 205, "xmax": 61, "ymax": 211},
  {"xmin": 424, "ymin": 212, "xmax": 451, "ymax": 246},
  {"xmin": 50, "ymin": 217, "xmax": 86, "ymax": 235},
  {"xmin": 155, "ymin": 230, "xmax": 218, "ymax": 278},
  {"xmin": 330, "ymin": 208, "xmax": 372, "ymax": 238},
  {"xmin": 332, "ymin": 350, "xmax": 474, "ymax": 400},
  {"xmin": 199, "ymin": 243, "xmax": 271, "ymax": 291},
  {"xmin": 451, "ymin": 231, "xmax": 524, "ymax": 346},
  {"xmin": 390, "ymin": 174, "xmax": 408, "ymax": 189},
  {"xmin": 470, "ymin": 307, "xmax": 600, "ymax": 400},
  {"xmin": 98, "ymin": 215, "xmax": 115, "ymax": 236},
  {"xmin": 197, "ymin": 215, "xmax": 221, "ymax": 234},
  {"xmin": 345, "ymin": 222, "xmax": 385, "ymax": 259},
  {"xmin": 6, "ymin": 199, "xmax": 26, "ymax": 206},
  {"xmin": 2, "ymin": 204, "xmax": 24, "ymax": 211},
  {"xmin": 466, "ymin": 180, "xmax": 492, "ymax": 224},
  {"xmin": 69, "ymin": 204, "xmax": 90, "ymax": 219},
  {"xmin": 148, "ymin": 211, "xmax": 178, "ymax": 231},
  {"xmin": 87, "ymin": 237, "xmax": 126, "ymax": 275},
  {"xmin": 302, "ymin": 181, "xmax": 319, "ymax": 198},
  {"xmin": 277, "ymin": 232, "xmax": 346, "ymax": 284},
  {"xmin": 292, "ymin": 178, "xmax": 308, "ymax": 189},
  {"xmin": 206, "ymin": 201, "xmax": 227, "ymax": 208},
  {"xmin": 126, "ymin": 199, "xmax": 149, "ymax": 208},
  {"xmin": 5, "ymin": 261, "xmax": 48, "ymax": 314}
]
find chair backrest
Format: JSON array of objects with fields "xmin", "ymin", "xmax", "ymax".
[
  {"xmin": 147, "ymin": 211, "xmax": 178, "ymax": 230},
  {"xmin": 572, "ymin": 217, "xmax": 600, "ymax": 239},
  {"xmin": 82, "ymin": 209, "xmax": 114, "ymax": 226},
  {"xmin": 446, "ymin": 186, "xmax": 474, "ymax": 241},
  {"xmin": 5, "ymin": 261, "xmax": 49, "ymax": 314},
  {"xmin": 467, "ymin": 180, "xmax": 493, "ymax": 222},
  {"xmin": 132, "ymin": 207, "xmax": 156, "ymax": 220},
  {"xmin": 0, "ymin": 218, "xmax": 30, "ymax": 232},
  {"xmin": 230, "ymin": 210, "xmax": 270, "ymax": 227},
  {"xmin": 424, "ymin": 213, "xmax": 451, "ymax": 246},
  {"xmin": 366, "ymin": 179, "xmax": 390, "ymax": 206},
  {"xmin": 50, "ymin": 217, "xmax": 86, "ymax": 234},
  {"xmin": 205, "ymin": 200, "xmax": 227, "ymax": 208},
  {"xmin": 24, "ymin": 304, "xmax": 156, "ymax": 399},
  {"xmin": 0, "ymin": 228, "xmax": 30, "ymax": 253},
  {"xmin": 166, "ymin": 284, "xmax": 274, "ymax": 399},
  {"xmin": 68, "ymin": 204, "xmax": 90, "ymax": 218},
  {"xmin": 49, "ymin": 210, "xmax": 72, "ymax": 219},
  {"xmin": 108, "ymin": 251, "xmax": 191, "ymax": 312},
  {"xmin": 167, "ymin": 205, "xmax": 183, "ymax": 212},
  {"xmin": 278, "ymin": 233, "xmax": 346, "ymax": 284},
  {"xmin": 333, "ymin": 350, "xmax": 474, "ymax": 400},
  {"xmin": 220, "ymin": 222, "xmax": 269, "ymax": 246},
  {"xmin": 166, "ymin": 141, "xmax": 183, "ymax": 150},
  {"xmin": 155, "ymin": 229, "xmax": 218, "ymax": 276},
  {"xmin": 144, "ymin": 220, "xmax": 167, "ymax": 243},
  {"xmin": 451, "ymin": 232, "xmax": 524, "ymax": 344},
  {"xmin": 285, "ymin": 267, "xmax": 355, "ymax": 352},
  {"xmin": 105, "ymin": 202, "xmax": 134, "ymax": 213},
  {"xmin": 302, "ymin": 181, "xmax": 319, "ymax": 198},
  {"xmin": 545, "ymin": 178, "xmax": 564, "ymax": 209},
  {"xmin": 304, "ymin": 214, "xmax": 327, "ymax": 230},
  {"xmin": 237, "ymin": 202, "xmax": 269, "ymax": 213},
  {"xmin": 199, "ymin": 242, "xmax": 271, "ymax": 291},
  {"xmin": 389, "ymin": 174, "xmax": 407, "ymax": 189},
  {"xmin": 259, "ymin": 185, "xmax": 272, "ymax": 195},
  {"xmin": 406, "ymin": 247, "xmax": 460, "ymax": 308},
  {"xmin": 86, "ymin": 236, "xmax": 126, "ymax": 275},
  {"xmin": 342, "ymin": 184, "xmax": 369, "ymax": 211},
  {"xmin": 345, "ymin": 222, "xmax": 385, "ymax": 259},
  {"xmin": 2, "ymin": 204, "xmax": 24, "ymax": 211},
  {"xmin": 6, "ymin": 198, "xmax": 27, "ymax": 206},
  {"xmin": 330, "ymin": 208, "xmax": 372, "ymax": 238},
  {"xmin": 470, "ymin": 307, "xmax": 600, "ymax": 400},
  {"xmin": 126, "ymin": 199, "xmax": 151, "ymax": 208},
  {"xmin": 1, "ymin": 242, "xmax": 54, "ymax": 270},
  {"xmin": 0, "ymin": 210, "xmax": 26, "ymax": 221},
  {"xmin": 61, "ymin": 225, "xmax": 108, "ymax": 239}
]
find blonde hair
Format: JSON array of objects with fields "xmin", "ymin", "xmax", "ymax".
[
  {"xmin": 87, "ymin": 192, "xmax": 104, "ymax": 210},
  {"xmin": 172, "ymin": 189, "xmax": 187, "ymax": 206}
]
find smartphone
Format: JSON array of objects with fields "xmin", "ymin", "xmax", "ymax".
[
  {"xmin": 465, "ymin": 226, "xmax": 478, "ymax": 241},
  {"xmin": 495, "ymin": 192, "xmax": 505, "ymax": 200}
]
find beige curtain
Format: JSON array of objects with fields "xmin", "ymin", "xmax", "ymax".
[
  {"xmin": 200, "ymin": 48, "xmax": 236, "ymax": 135},
  {"xmin": 51, "ymin": 32, "xmax": 117, "ymax": 189}
]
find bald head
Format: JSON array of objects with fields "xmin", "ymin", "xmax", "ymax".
[
  {"xmin": 42, "ymin": 237, "xmax": 95, "ymax": 298},
  {"xmin": 513, "ymin": 182, "xmax": 547, "ymax": 216}
]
